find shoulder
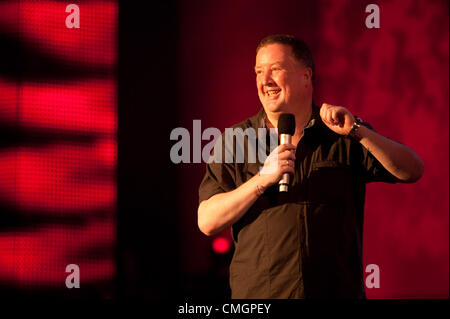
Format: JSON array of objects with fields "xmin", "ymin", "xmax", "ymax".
[{"xmin": 228, "ymin": 109, "xmax": 264, "ymax": 131}]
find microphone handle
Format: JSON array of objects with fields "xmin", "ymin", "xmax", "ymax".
[{"xmin": 279, "ymin": 134, "xmax": 292, "ymax": 192}]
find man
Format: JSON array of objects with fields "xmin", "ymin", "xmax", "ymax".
[{"xmin": 197, "ymin": 35, "xmax": 424, "ymax": 298}]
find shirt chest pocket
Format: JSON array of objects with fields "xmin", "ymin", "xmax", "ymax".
[{"xmin": 307, "ymin": 161, "xmax": 352, "ymax": 204}]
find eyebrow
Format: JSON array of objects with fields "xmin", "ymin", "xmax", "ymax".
[{"xmin": 254, "ymin": 61, "xmax": 284, "ymax": 70}]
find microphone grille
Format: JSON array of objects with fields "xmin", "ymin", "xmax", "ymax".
[{"xmin": 278, "ymin": 113, "xmax": 296, "ymax": 135}]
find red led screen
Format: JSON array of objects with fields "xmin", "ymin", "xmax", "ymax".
[{"xmin": 0, "ymin": 0, "xmax": 117, "ymax": 295}]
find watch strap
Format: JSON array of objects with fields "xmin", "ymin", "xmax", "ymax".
[{"xmin": 348, "ymin": 116, "xmax": 363, "ymax": 141}]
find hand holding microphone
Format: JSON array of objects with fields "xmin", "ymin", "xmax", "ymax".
[{"xmin": 258, "ymin": 113, "xmax": 296, "ymax": 193}]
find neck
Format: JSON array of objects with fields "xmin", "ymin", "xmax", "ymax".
[{"xmin": 265, "ymin": 100, "xmax": 313, "ymax": 136}]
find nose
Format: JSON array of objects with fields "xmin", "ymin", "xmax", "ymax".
[{"xmin": 260, "ymin": 70, "xmax": 274, "ymax": 86}]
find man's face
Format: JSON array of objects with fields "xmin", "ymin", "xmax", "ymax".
[{"xmin": 255, "ymin": 43, "xmax": 311, "ymax": 114}]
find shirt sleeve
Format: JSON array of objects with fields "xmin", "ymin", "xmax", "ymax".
[
  {"xmin": 198, "ymin": 132, "xmax": 237, "ymax": 204},
  {"xmin": 359, "ymin": 122, "xmax": 402, "ymax": 184},
  {"xmin": 198, "ymin": 161, "xmax": 236, "ymax": 204}
]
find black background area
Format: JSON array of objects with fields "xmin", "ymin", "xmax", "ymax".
[{"xmin": 117, "ymin": 1, "xmax": 182, "ymax": 298}]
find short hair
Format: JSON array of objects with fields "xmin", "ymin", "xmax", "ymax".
[{"xmin": 256, "ymin": 34, "xmax": 315, "ymax": 83}]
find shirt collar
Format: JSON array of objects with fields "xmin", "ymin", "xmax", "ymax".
[{"xmin": 257, "ymin": 104, "xmax": 320, "ymax": 131}]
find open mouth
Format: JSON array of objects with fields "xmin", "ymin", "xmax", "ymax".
[{"xmin": 266, "ymin": 89, "xmax": 281, "ymax": 97}]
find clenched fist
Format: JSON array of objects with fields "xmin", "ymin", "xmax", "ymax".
[{"xmin": 320, "ymin": 103, "xmax": 356, "ymax": 135}]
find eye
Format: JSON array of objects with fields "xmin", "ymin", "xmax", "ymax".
[
  {"xmin": 271, "ymin": 67, "xmax": 281, "ymax": 72},
  {"xmin": 255, "ymin": 70, "xmax": 262, "ymax": 75}
]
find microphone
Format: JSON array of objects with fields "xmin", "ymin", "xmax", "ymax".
[{"xmin": 277, "ymin": 113, "xmax": 296, "ymax": 192}]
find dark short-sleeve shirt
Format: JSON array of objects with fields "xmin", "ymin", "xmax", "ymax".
[{"xmin": 198, "ymin": 105, "xmax": 400, "ymax": 299}]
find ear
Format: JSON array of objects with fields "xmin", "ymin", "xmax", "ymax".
[{"xmin": 303, "ymin": 67, "xmax": 313, "ymax": 83}]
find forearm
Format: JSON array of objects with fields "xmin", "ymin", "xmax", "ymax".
[
  {"xmin": 198, "ymin": 174, "xmax": 267, "ymax": 236},
  {"xmin": 358, "ymin": 125, "xmax": 424, "ymax": 182}
]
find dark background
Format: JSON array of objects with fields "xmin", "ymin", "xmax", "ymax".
[{"xmin": 118, "ymin": 0, "xmax": 183, "ymax": 298}]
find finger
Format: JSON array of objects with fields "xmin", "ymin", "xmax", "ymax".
[
  {"xmin": 320, "ymin": 103, "xmax": 328, "ymax": 119},
  {"xmin": 338, "ymin": 111, "xmax": 348, "ymax": 128},
  {"xmin": 337, "ymin": 109, "xmax": 347, "ymax": 127},
  {"xmin": 287, "ymin": 151, "xmax": 296, "ymax": 160},
  {"xmin": 277, "ymin": 143, "xmax": 296, "ymax": 153},
  {"xmin": 279, "ymin": 159, "xmax": 292, "ymax": 168},
  {"xmin": 326, "ymin": 109, "xmax": 333, "ymax": 124},
  {"xmin": 332, "ymin": 108, "xmax": 340, "ymax": 125},
  {"xmin": 278, "ymin": 151, "xmax": 296, "ymax": 161},
  {"xmin": 280, "ymin": 165, "xmax": 295, "ymax": 175},
  {"xmin": 268, "ymin": 145, "xmax": 287, "ymax": 161},
  {"xmin": 323, "ymin": 103, "xmax": 333, "ymax": 110},
  {"xmin": 280, "ymin": 159, "xmax": 290, "ymax": 166},
  {"xmin": 323, "ymin": 108, "xmax": 329, "ymax": 123}
]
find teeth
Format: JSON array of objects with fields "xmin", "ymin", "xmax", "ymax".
[{"xmin": 267, "ymin": 90, "xmax": 280, "ymax": 96}]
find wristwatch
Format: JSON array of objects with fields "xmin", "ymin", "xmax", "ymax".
[{"xmin": 348, "ymin": 116, "xmax": 364, "ymax": 141}]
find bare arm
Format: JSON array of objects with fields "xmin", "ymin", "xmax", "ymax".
[
  {"xmin": 198, "ymin": 144, "xmax": 296, "ymax": 236},
  {"xmin": 198, "ymin": 174, "xmax": 265, "ymax": 236},
  {"xmin": 320, "ymin": 103, "xmax": 424, "ymax": 183},
  {"xmin": 358, "ymin": 125, "xmax": 424, "ymax": 183}
]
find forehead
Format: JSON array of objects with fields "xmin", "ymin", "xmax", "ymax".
[{"xmin": 255, "ymin": 43, "xmax": 295, "ymax": 67}]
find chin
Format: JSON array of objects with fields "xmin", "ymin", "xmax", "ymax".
[{"xmin": 263, "ymin": 101, "xmax": 284, "ymax": 113}]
